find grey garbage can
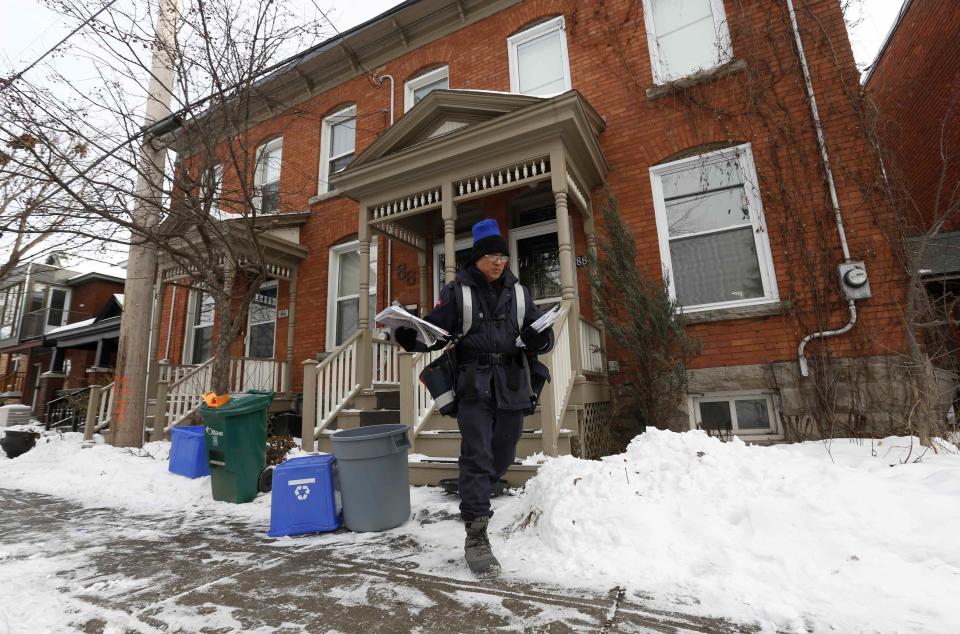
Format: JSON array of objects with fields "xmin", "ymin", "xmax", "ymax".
[{"xmin": 331, "ymin": 423, "xmax": 411, "ymax": 532}]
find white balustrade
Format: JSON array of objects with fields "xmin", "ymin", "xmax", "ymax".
[
  {"xmin": 540, "ymin": 304, "xmax": 574, "ymax": 456},
  {"xmin": 95, "ymin": 381, "xmax": 115, "ymax": 431},
  {"xmin": 164, "ymin": 358, "xmax": 214, "ymax": 429},
  {"xmin": 230, "ymin": 357, "xmax": 284, "ymax": 393},
  {"xmin": 579, "ymin": 317, "xmax": 605, "ymax": 374},
  {"xmin": 454, "ymin": 156, "xmax": 550, "ymax": 198},
  {"xmin": 315, "ymin": 332, "xmax": 361, "ymax": 431},
  {"xmin": 373, "ymin": 339, "xmax": 400, "ymax": 385},
  {"xmin": 412, "ymin": 349, "xmax": 443, "ymax": 435}
]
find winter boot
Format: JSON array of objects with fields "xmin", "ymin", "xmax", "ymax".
[{"xmin": 464, "ymin": 516, "xmax": 501, "ymax": 578}]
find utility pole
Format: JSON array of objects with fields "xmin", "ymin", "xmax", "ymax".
[{"xmin": 111, "ymin": 0, "xmax": 180, "ymax": 447}]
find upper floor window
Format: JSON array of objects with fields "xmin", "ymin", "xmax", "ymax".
[
  {"xmin": 318, "ymin": 105, "xmax": 356, "ymax": 195},
  {"xmin": 507, "ymin": 16, "xmax": 571, "ymax": 97},
  {"xmin": 404, "ymin": 66, "xmax": 449, "ymax": 112},
  {"xmin": 200, "ymin": 163, "xmax": 224, "ymax": 214},
  {"xmin": 253, "ymin": 138, "xmax": 282, "ymax": 214},
  {"xmin": 186, "ymin": 289, "xmax": 214, "ymax": 364},
  {"xmin": 0, "ymin": 283, "xmax": 23, "ymax": 340},
  {"xmin": 642, "ymin": 0, "xmax": 733, "ymax": 84},
  {"xmin": 649, "ymin": 143, "xmax": 778, "ymax": 311}
]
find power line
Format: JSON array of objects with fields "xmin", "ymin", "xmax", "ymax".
[{"xmin": 1, "ymin": 0, "xmax": 121, "ymax": 89}]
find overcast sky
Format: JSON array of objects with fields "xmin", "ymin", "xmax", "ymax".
[{"xmin": 1, "ymin": 0, "xmax": 906, "ymax": 85}]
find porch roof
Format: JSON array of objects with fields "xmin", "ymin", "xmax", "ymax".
[{"xmin": 330, "ymin": 89, "xmax": 607, "ymax": 211}]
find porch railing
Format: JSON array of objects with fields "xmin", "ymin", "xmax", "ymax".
[
  {"xmin": 163, "ymin": 357, "xmax": 214, "ymax": 430},
  {"xmin": 540, "ymin": 302, "xmax": 575, "ymax": 456},
  {"xmin": 401, "ymin": 348, "xmax": 444, "ymax": 441},
  {"xmin": 229, "ymin": 357, "xmax": 284, "ymax": 393},
  {"xmin": 373, "ymin": 337, "xmax": 400, "ymax": 385},
  {"xmin": 579, "ymin": 317, "xmax": 605, "ymax": 374},
  {"xmin": 95, "ymin": 381, "xmax": 115, "ymax": 432},
  {"xmin": 46, "ymin": 387, "xmax": 91, "ymax": 431},
  {"xmin": 301, "ymin": 331, "xmax": 362, "ymax": 448}
]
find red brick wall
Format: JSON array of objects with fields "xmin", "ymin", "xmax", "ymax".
[
  {"xmin": 69, "ymin": 279, "xmax": 124, "ymax": 322},
  {"xmin": 175, "ymin": 0, "xmax": 908, "ymax": 385},
  {"xmin": 865, "ymin": 2, "xmax": 960, "ymax": 232}
]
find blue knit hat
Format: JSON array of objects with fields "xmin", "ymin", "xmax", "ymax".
[{"xmin": 471, "ymin": 219, "xmax": 509, "ymax": 262}]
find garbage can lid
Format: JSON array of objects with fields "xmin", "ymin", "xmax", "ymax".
[
  {"xmin": 331, "ymin": 423, "xmax": 409, "ymax": 442},
  {"xmin": 200, "ymin": 391, "xmax": 275, "ymax": 416}
]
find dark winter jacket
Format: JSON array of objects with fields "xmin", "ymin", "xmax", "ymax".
[{"xmin": 415, "ymin": 265, "xmax": 554, "ymax": 411}]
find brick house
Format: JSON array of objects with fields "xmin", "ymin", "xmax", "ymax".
[
  {"xmin": 0, "ymin": 260, "xmax": 125, "ymax": 421},
  {"xmin": 864, "ymin": 0, "xmax": 960, "ymax": 416},
  {"xmin": 123, "ymin": 0, "xmax": 935, "ymax": 476}
]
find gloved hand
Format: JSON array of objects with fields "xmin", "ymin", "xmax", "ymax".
[
  {"xmin": 394, "ymin": 326, "xmax": 419, "ymax": 352},
  {"xmin": 520, "ymin": 325, "xmax": 548, "ymax": 351}
]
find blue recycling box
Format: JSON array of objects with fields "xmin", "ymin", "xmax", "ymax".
[
  {"xmin": 268, "ymin": 454, "xmax": 341, "ymax": 537},
  {"xmin": 168, "ymin": 426, "xmax": 211, "ymax": 478}
]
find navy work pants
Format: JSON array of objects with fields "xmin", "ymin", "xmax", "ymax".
[{"xmin": 456, "ymin": 397, "xmax": 524, "ymax": 521}]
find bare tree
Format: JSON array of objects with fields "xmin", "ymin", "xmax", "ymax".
[{"xmin": 0, "ymin": 0, "xmax": 331, "ymax": 437}]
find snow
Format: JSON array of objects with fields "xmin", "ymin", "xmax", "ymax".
[{"xmin": 2, "ymin": 429, "xmax": 959, "ymax": 632}]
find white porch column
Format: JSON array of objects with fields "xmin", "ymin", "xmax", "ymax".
[
  {"xmin": 551, "ymin": 152, "xmax": 582, "ymax": 378},
  {"xmin": 283, "ymin": 266, "xmax": 298, "ymax": 393},
  {"xmin": 357, "ymin": 204, "xmax": 374, "ymax": 390},
  {"xmin": 441, "ymin": 181, "xmax": 457, "ymax": 283}
]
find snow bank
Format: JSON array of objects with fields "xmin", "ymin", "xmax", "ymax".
[{"xmin": 499, "ymin": 429, "xmax": 960, "ymax": 632}]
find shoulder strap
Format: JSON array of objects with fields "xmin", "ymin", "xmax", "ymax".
[
  {"xmin": 457, "ymin": 282, "xmax": 472, "ymax": 336},
  {"xmin": 515, "ymin": 284, "xmax": 525, "ymax": 331}
]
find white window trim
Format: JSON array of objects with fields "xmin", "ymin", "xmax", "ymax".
[
  {"xmin": 202, "ymin": 163, "xmax": 224, "ymax": 216},
  {"xmin": 507, "ymin": 16, "xmax": 572, "ymax": 96},
  {"xmin": 44, "ymin": 286, "xmax": 71, "ymax": 330},
  {"xmin": 245, "ymin": 280, "xmax": 278, "ymax": 359},
  {"xmin": 253, "ymin": 137, "xmax": 282, "ymax": 213},
  {"xmin": 326, "ymin": 237, "xmax": 377, "ymax": 351},
  {"xmin": 431, "ymin": 236, "xmax": 472, "ymax": 305},
  {"xmin": 688, "ymin": 390, "xmax": 782, "ymax": 440},
  {"xmin": 509, "ymin": 218, "xmax": 576, "ymax": 307},
  {"xmin": 641, "ymin": 0, "xmax": 733, "ymax": 85},
  {"xmin": 318, "ymin": 105, "xmax": 357, "ymax": 195},
  {"xmin": 404, "ymin": 66, "xmax": 449, "ymax": 113},
  {"xmin": 182, "ymin": 288, "xmax": 213, "ymax": 365},
  {"xmin": 649, "ymin": 142, "xmax": 778, "ymax": 313}
]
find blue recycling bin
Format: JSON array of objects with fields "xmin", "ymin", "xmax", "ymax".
[
  {"xmin": 268, "ymin": 454, "xmax": 341, "ymax": 537},
  {"xmin": 168, "ymin": 426, "xmax": 211, "ymax": 478}
]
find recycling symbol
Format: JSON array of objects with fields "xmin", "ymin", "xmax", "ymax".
[{"xmin": 294, "ymin": 484, "xmax": 310, "ymax": 501}]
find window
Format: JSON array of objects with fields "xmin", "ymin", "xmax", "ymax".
[
  {"xmin": 201, "ymin": 163, "xmax": 224, "ymax": 214},
  {"xmin": 432, "ymin": 237, "xmax": 472, "ymax": 305},
  {"xmin": 510, "ymin": 219, "xmax": 573, "ymax": 307},
  {"xmin": 246, "ymin": 281, "xmax": 277, "ymax": 359},
  {"xmin": 318, "ymin": 105, "xmax": 356, "ymax": 195},
  {"xmin": 0, "ymin": 284, "xmax": 22, "ymax": 340},
  {"xmin": 507, "ymin": 16, "xmax": 571, "ymax": 96},
  {"xmin": 404, "ymin": 66, "xmax": 449, "ymax": 112},
  {"xmin": 327, "ymin": 238, "xmax": 377, "ymax": 349},
  {"xmin": 187, "ymin": 290, "xmax": 214, "ymax": 364},
  {"xmin": 253, "ymin": 138, "xmax": 282, "ymax": 214},
  {"xmin": 649, "ymin": 143, "xmax": 777, "ymax": 311},
  {"xmin": 690, "ymin": 392, "xmax": 780, "ymax": 438},
  {"xmin": 642, "ymin": 0, "xmax": 733, "ymax": 84}
]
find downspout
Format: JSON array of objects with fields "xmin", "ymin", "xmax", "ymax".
[
  {"xmin": 786, "ymin": 0, "xmax": 858, "ymax": 377},
  {"xmin": 375, "ymin": 74, "xmax": 396, "ymax": 305}
]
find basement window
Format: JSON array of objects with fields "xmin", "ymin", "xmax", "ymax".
[{"xmin": 690, "ymin": 392, "xmax": 780, "ymax": 439}]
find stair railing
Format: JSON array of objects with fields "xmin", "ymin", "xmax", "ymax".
[
  {"xmin": 400, "ymin": 348, "xmax": 444, "ymax": 442},
  {"xmin": 578, "ymin": 316, "xmax": 606, "ymax": 374},
  {"xmin": 163, "ymin": 356, "xmax": 214, "ymax": 431},
  {"xmin": 301, "ymin": 330, "xmax": 362, "ymax": 450},
  {"xmin": 539, "ymin": 302, "xmax": 574, "ymax": 456},
  {"xmin": 45, "ymin": 387, "xmax": 91, "ymax": 431},
  {"xmin": 372, "ymin": 336, "xmax": 400, "ymax": 385}
]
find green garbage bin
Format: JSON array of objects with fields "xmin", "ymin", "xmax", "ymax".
[{"xmin": 200, "ymin": 391, "xmax": 274, "ymax": 503}]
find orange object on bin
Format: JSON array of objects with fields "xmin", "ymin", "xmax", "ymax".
[{"xmin": 202, "ymin": 392, "xmax": 231, "ymax": 408}]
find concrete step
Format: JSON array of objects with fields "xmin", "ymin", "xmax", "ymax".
[
  {"xmin": 413, "ymin": 429, "xmax": 572, "ymax": 459},
  {"xmin": 408, "ymin": 457, "xmax": 540, "ymax": 487}
]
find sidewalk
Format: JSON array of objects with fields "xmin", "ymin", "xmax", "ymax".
[{"xmin": 0, "ymin": 488, "xmax": 762, "ymax": 633}]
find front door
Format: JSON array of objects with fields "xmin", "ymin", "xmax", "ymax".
[{"xmin": 510, "ymin": 220, "xmax": 565, "ymax": 307}]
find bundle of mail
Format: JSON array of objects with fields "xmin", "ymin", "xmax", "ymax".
[
  {"xmin": 375, "ymin": 304, "xmax": 450, "ymax": 347},
  {"xmin": 515, "ymin": 303, "xmax": 565, "ymax": 348}
]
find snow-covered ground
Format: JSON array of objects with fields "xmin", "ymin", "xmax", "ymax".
[{"xmin": 2, "ymin": 429, "xmax": 959, "ymax": 633}]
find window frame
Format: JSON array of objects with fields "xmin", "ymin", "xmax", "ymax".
[
  {"xmin": 245, "ymin": 280, "xmax": 278, "ymax": 359},
  {"xmin": 649, "ymin": 142, "xmax": 778, "ymax": 313},
  {"xmin": 0, "ymin": 283, "xmax": 23, "ymax": 340},
  {"xmin": 507, "ymin": 16, "xmax": 572, "ymax": 96},
  {"xmin": 326, "ymin": 237, "xmax": 377, "ymax": 350},
  {"xmin": 253, "ymin": 137, "xmax": 283, "ymax": 214},
  {"xmin": 183, "ymin": 288, "xmax": 215, "ymax": 365},
  {"xmin": 318, "ymin": 105, "xmax": 357, "ymax": 195},
  {"xmin": 404, "ymin": 66, "xmax": 449, "ymax": 113},
  {"xmin": 508, "ymin": 218, "xmax": 576, "ymax": 307},
  {"xmin": 688, "ymin": 390, "xmax": 782, "ymax": 440},
  {"xmin": 641, "ymin": 0, "xmax": 733, "ymax": 85}
]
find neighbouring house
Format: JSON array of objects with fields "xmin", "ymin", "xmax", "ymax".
[
  {"xmin": 0, "ymin": 260, "xmax": 125, "ymax": 421},
  {"xmin": 864, "ymin": 0, "xmax": 960, "ymax": 417},
  {"xmin": 98, "ymin": 0, "xmax": 940, "ymax": 479}
]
